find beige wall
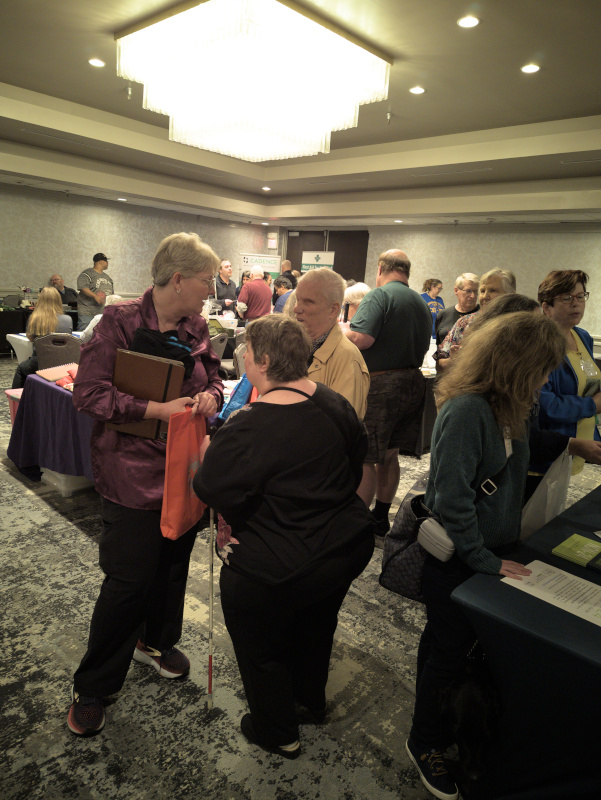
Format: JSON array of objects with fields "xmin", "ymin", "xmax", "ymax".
[
  {"xmin": 2, "ymin": 184, "xmax": 600, "ymax": 334},
  {"xmin": 366, "ymin": 225, "xmax": 601, "ymax": 334},
  {"xmin": 0, "ymin": 185, "xmax": 279, "ymax": 296}
]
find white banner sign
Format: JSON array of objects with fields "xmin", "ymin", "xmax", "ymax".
[
  {"xmin": 241, "ymin": 253, "xmax": 281, "ymax": 271},
  {"xmin": 301, "ymin": 251, "xmax": 335, "ymax": 272}
]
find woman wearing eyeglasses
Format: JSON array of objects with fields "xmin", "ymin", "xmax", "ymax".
[
  {"xmin": 67, "ymin": 232, "xmax": 223, "ymax": 737},
  {"xmin": 533, "ymin": 270, "xmax": 601, "ymax": 480}
]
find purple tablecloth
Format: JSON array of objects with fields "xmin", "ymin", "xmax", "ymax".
[{"xmin": 7, "ymin": 374, "xmax": 94, "ymax": 481}]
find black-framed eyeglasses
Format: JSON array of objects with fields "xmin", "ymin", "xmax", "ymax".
[{"xmin": 555, "ymin": 292, "xmax": 590, "ymax": 304}]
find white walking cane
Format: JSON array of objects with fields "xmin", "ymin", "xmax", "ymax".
[{"xmin": 207, "ymin": 506, "xmax": 215, "ymax": 711}]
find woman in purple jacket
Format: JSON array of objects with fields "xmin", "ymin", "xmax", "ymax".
[{"xmin": 67, "ymin": 232, "xmax": 223, "ymax": 737}]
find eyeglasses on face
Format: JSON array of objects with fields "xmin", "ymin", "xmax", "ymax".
[
  {"xmin": 555, "ymin": 292, "xmax": 590, "ymax": 304},
  {"xmin": 195, "ymin": 276, "xmax": 215, "ymax": 288},
  {"xmin": 459, "ymin": 288, "xmax": 477, "ymax": 296}
]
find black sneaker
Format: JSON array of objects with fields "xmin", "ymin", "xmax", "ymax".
[
  {"xmin": 67, "ymin": 686, "xmax": 105, "ymax": 736},
  {"xmin": 406, "ymin": 738, "xmax": 458, "ymax": 800},
  {"xmin": 295, "ymin": 701, "xmax": 328, "ymax": 724},
  {"xmin": 240, "ymin": 713, "xmax": 301, "ymax": 760},
  {"xmin": 373, "ymin": 516, "xmax": 390, "ymax": 536}
]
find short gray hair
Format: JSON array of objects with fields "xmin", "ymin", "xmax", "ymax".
[
  {"xmin": 246, "ymin": 314, "xmax": 310, "ymax": 382},
  {"xmin": 250, "ymin": 264, "xmax": 264, "ymax": 278},
  {"xmin": 298, "ymin": 268, "xmax": 345, "ymax": 306},
  {"xmin": 344, "ymin": 282, "xmax": 370, "ymax": 306},
  {"xmin": 274, "ymin": 276, "xmax": 292, "ymax": 291},
  {"xmin": 151, "ymin": 232, "xmax": 220, "ymax": 287},
  {"xmin": 479, "ymin": 269, "xmax": 516, "ymax": 293},
  {"xmin": 455, "ymin": 272, "xmax": 480, "ymax": 289}
]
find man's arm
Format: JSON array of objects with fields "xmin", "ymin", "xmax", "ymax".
[
  {"xmin": 343, "ymin": 328, "xmax": 375, "ymax": 350},
  {"xmin": 80, "ymin": 287, "xmax": 102, "ymax": 303}
]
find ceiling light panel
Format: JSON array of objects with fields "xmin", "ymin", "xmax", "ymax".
[{"xmin": 116, "ymin": 0, "xmax": 391, "ymax": 162}]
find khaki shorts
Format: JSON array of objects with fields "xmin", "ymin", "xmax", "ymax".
[{"xmin": 363, "ymin": 368, "xmax": 426, "ymax": 464}]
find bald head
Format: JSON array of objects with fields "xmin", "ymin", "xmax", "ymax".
[
  {"xmin": 281, "ymin": 260, "xmax": 292, "ymax": 272},
  {"xmin": 378, "ymin": 250, "xmax": 411, "ymax": 277}
]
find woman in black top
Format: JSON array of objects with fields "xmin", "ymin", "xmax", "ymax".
[{"xmin": 194, "ymin": 314, "xmax": 374, "ymax": 759}]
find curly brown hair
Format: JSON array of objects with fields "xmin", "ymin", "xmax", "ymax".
[{"xmin": 436, "ymin": 312, "xmax": 565, "ymax": 438}]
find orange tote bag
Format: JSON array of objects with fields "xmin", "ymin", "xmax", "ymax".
[{"xmin": 161, "ymin": 408, "xmax": 209, "ymax": 540}]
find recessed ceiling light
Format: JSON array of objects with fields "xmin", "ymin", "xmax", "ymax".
[
  {"xmin": 521, "ymin": 63, "xmax": 540, "ymax": 73},
  {"xmin": 457, "ymin": 16, "xmax": 479, "ymax": 28},
  {"xmin": 409, "ymin": 86, "xmax": 425, "ymax": 95},
  {"xmin": 117, "ymin": 198, "xmax": 127, "ymax": 202},
  {"xmin": 261, "ymin": 222, "xmax": 269, "ymax": 226},
  {"xmin": 394, "ymin": 219, "xmax": 403, "ymax": 223},
  {"xmin": 89, "ymin": 58, "xmax": 105, "ymax": 68},
  {"xmin": 262, "ymin": 186, "xmax": 271, "ymax": 191}
]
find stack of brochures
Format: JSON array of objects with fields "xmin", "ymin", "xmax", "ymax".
[{"xmin": 551, "ymin": 533, "xmax": 601, "ymax": 572}]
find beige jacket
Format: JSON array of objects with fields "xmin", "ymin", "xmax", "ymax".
[{"xmin": 309, "ymin": 324, "xmax": 370, "ymax": 420}]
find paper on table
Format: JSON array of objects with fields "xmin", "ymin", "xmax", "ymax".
[{"xmin": 501, "ymin": 560, "xmax": 601, "ymax": 628}]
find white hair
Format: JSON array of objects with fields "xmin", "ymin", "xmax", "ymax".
[
  {"xmin": 298, "ymin": 268, "xmax": 345, "ymax": 306},
  {"xmin": 250, "ymin": 265, "xmax": 264, "ymax": 278},
  {"xmin": 344, "ymin": 282, "xmax": 370, "ymax": 306},
  {"xmin": 455, "ymin": 272, "xmax": 480, "ymax": 289}
]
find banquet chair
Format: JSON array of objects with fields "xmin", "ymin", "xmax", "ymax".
[
  {"xmin": 233, "ymin": 343, "xmax": 247, "ymax": 379},
  {"xmin": 210, "ymin": 333, "xmax": 229, "ymax": 361},
  {"xmin": 36, "ymin": 334, "xmax": 81, "ymax": 369},
  {"xmin": 3, "ymin": 293, "xmax": 22, "ymax": 308}
]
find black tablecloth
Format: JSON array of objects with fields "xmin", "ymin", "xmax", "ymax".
[{"xmin": 452, "ymin": 486, "xmax": 601, "ymax": 799}]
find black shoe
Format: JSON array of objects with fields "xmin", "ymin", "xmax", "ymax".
[
  {"xmin": 295, "ymin": 701, "xmax": 328, "ymax": 724},
  {"xmin": 406, "ymin": 738, "xmax": 458, "ymax": 800},
  {"xmin": 240, "ymin": 713, "xmax": 301, "ymax": 760},
  {"xmin": 373, "ymin": 516, "xmax": 390, "ymax": 536}
]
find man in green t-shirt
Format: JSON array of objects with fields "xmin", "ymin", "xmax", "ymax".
[{"xmin": 343, "ymin": 250, "xmax": 432, "ymax": 535}]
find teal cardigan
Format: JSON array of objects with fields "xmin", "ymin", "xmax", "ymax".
[{"xmin": 424, "ymin": 394, "xmax": 529, "ymax": 574}]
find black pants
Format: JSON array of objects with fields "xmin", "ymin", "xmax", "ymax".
[
  {"xmin": 410, "ymin": 554, "xmax": 476, "ymax": 751},
  {"xmin": 12, "ymin": 356, "xmax": 38, "ymax": 389},
  {"xmin": 220, "ymin": 536, "xmax": 374, "ymax": 745},
  {"xmin": 73, "ymin": 497, "xmax": 197, "ymax": 697}
]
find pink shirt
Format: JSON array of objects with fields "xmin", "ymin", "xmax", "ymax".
[
  {"xmin": 238, "ymin": 278, "xmax": 272, "ymax": 320},
  {"xmin": 73, "ymin": 288, "xmax": 223, "ymax": 510}
]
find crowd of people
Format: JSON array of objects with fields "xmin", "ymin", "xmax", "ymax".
[{"xmin": 36, "ymin": 238, "xmax": 598, "ymax": 800}]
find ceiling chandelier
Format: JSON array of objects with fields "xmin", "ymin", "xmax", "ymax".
[{"xmin": 115, "ymin": 0, "xmax": 391, "ymax": 162}]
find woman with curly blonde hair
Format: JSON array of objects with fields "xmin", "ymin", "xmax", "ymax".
[
  {"xmin": 12, "ymin": 287, "xmax": 73, "ymax": 388},
  {"xmin": 406, "ymin": 311, "xmax": 565, "ymax": 800}
]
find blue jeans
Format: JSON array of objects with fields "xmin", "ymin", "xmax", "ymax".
[{"xmin": 77, "ymin": 314, "xmax": 94, "ymax": 331}]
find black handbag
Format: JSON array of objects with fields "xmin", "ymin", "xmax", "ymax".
[
  {"xmin": 379, "ymin": 462, "xmax": 510, "ymax": 602},
  {"xmin": 379, "ymin": 472, "xmax": 431, "ymax": 602}
]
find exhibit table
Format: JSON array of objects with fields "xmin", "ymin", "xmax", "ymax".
[
  {"xmin": 7, "ymin": 374, "xmax": 94, "ymax": 485},
  {"xmin": 452, "ymin": 486, "xmax": 601, "ymax": 799}
]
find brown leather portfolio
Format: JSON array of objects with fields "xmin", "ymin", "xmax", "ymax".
[{"xmin": 106, "ymin": 349, "xmax": 185, "ymax": 441}]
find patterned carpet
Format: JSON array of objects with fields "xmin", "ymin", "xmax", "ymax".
[{"xmin": 0, "ymin": 354, "xmax": 599, "ymax": 800}]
